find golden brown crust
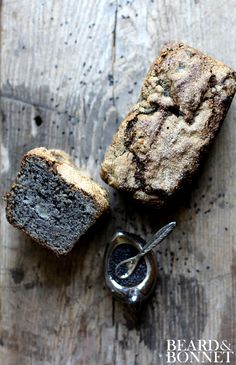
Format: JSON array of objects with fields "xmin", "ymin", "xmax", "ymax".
[{"xmin": 101, "ymin": 42, "xmax": 236, "ymax": 206}]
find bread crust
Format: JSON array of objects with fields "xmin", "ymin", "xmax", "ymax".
[
  {"xmin": 100, "ymin": 42, "xmax": 236, "ymax": 206},
  {"xmin": 5, "ymin": 148, "xmax": 109, "ymax": 255}
]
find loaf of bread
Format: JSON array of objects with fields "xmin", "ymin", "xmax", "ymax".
[
  {"xmin": 5, "ymin": 148, "xmax": 109, "ymax": 255},
  {"xmin": 101, "ymin": 42, "xmax": 236, "ymax": 206}
]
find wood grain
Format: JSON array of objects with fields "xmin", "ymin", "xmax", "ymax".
[{"xmin": 1, "ymin": 0, "xmax": 236, "ymax": 364}]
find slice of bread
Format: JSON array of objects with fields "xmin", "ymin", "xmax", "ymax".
[
  {"xmin": 5, "ymin": 148, "xmax": 109, "ymax": 255},
  {"xmin": 100, "ymin": 42, "xmax": 236, "ymax": 206}
]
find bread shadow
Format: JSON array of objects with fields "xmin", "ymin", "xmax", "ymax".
[{"xmin": 14, "ymin": 211, "xmax": 112, "ymax": 289}]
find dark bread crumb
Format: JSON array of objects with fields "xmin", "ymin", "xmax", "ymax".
[{"xmin": 5, "ymin": 148, "xmax": 109, "ymax": 255}]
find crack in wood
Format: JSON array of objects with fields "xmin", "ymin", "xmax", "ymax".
[
  {"xmin": 0, "ymin": 93, "xmax": 77, "ymax": 119},
  {"xmin": 111, "ymin": 0, "xmax": 118, "ymax": 109}
]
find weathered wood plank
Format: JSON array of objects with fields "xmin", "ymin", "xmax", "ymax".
[{"xmin": 1, "ymin": 0, "xmax": 236, "ymax": 364}]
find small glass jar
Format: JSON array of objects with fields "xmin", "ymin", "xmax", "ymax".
[{"xmin": 104, "ymin": 231, "xmax": 158, "ymax": 311}]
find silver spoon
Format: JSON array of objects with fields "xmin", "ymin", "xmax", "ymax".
[{"xmin": 115, "ymin": 221, "xmax": 176, "ymax": 279}]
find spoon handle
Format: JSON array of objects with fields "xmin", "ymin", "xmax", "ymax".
[
  {"xmin": 115, "ymin": 221, "xmax": 176, "ymax": 280},
  {"xmin": 142, "ymin": 221, "xmax": 176, "ymax": 254}
]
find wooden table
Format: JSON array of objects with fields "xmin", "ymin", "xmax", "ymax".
[{"xmin": 1, "ymin": 1, "xmax": 236, "ymax": 364}]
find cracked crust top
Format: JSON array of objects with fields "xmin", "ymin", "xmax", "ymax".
[{"xmin": 100, "ymin": 42, "xmax": 236, "ymax": 205}]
